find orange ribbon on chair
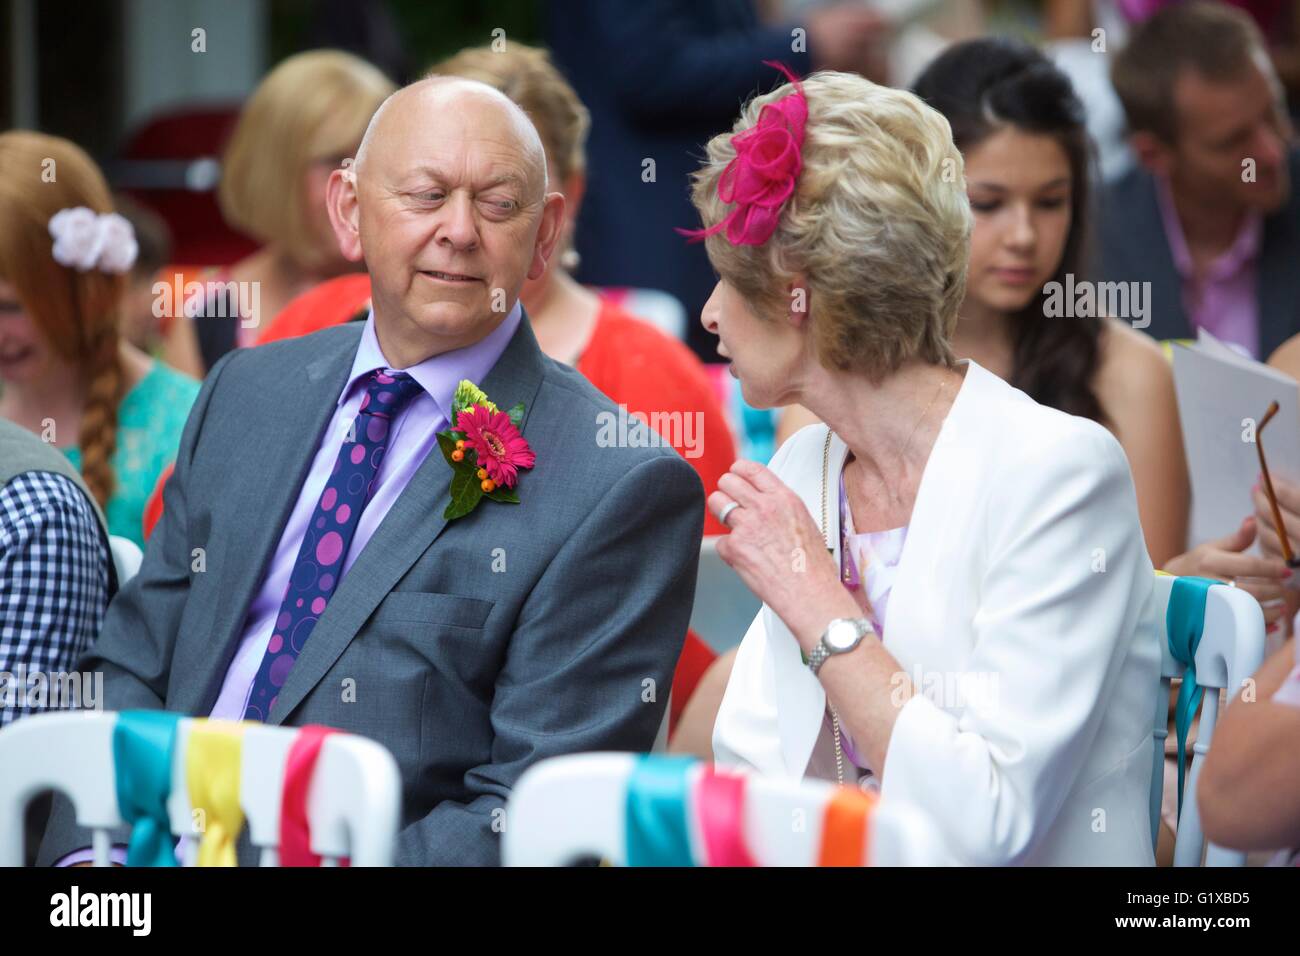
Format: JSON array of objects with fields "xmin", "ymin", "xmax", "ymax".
[{"xmin": 816, "ymin": 786, "xmax": 878, "ymax": 867}]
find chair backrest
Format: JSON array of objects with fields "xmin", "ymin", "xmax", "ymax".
[
  {"xmin": 502, "ymin": 752, "xmax": 948, "ymax": 866},
  {"xmin": 0, "ymin": 711, "xmax": 401, "ymax": 866},
  {"xmin": 690, "ymin": 536, "xmax": 762, "ymax": 654},
  {"xmin": 109, "ymin": 535, "xmax": 143, "ymax": 585},
  {"xmin": 1149, "ymin": 574, "xmax": 1266, "ymax": 866}
]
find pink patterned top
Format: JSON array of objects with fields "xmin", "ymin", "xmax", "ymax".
[{"xmin": 827, "ymin": 465, "xmax": 908, "ymax": 775}]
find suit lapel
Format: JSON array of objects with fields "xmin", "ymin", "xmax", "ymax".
[
  {"xmin": 1126, "ymin": 174, "xmax": 1188, "ymax": 344},
  {"xmin": 267, "ymin": 313, "xmax": 549, "ymax": 725},
  {"xmin": 1257, "ymin": 197, "xmax": 1300, "ymax": 359},
  {"xmin": 174, "ymin": 328, "xmax": 360, "ymax": 717}
]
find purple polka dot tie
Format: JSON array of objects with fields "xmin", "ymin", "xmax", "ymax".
[{"xmin": 243, "ymin": 369, "xmax": 425, "ymax": 721}]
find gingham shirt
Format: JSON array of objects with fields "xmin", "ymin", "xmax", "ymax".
[{"xmin": 0, "ymin": 470, "xmax": 110, "ymax": 727}]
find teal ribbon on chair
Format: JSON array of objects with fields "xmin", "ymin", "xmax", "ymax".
[
  {"xmin": 625, "ymin": 755, "xmax": 696, "ymax": 866},
  {"xmin": 1165, "ymin": 576, "xmax": 1214, "ymax": 822},
  {"xmin": 112, "ymin": 710, "xmax": 183, "ymax": 867}
]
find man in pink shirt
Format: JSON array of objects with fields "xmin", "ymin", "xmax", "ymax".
[
  {"xmin": 1101, "ymin": 1, "xmax": 1300, "ymax": 359},
  {"xmin": 38, "ymin": 76, "xmax": 703, "ymax": 866}
]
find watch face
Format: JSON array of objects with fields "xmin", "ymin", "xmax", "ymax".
[{"xmin": 825, "ymin": 619, "xmax": 863, "ymax": 652}]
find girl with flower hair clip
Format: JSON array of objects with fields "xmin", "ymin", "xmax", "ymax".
[{"xmin": 0, "ymin": 131, "xmax": 199, "ymax": 547}]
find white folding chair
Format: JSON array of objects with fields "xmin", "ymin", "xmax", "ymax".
[
  {"xmin": 1149, "ymin": 574, "xmax": 1266, "ymax": 866},
  {"xmin": 0, "ymin": 711, "xmax": 402, "ymax": 866},
  {"xmin": 690, "ymin": 536, "xmax": 762, "ymax": 654},
  {"xmin": 108, "ymin": 535, "xmax": 143, "ymax": 585},
  {"xmin": 502, "ymin": 752, "xmax": 948, "ymax": 866}
]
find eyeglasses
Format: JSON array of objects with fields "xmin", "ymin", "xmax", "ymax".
[{"xmin": 1255, "ymin": 400, "xmax": 1300, "ymax": 567}]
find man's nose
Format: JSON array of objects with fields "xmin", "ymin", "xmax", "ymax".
[
  {"xmin": 437, "ymin": 193, "xmax": 480, "ymax": 250},
  {"xmin": 1253, "ymin": 121, "xmax": 1287, "ymax": 172}
]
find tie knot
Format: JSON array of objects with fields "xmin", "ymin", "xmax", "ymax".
[{"xmin": 360, "ymin": 369, "xmax": 424, "ymax": 419}]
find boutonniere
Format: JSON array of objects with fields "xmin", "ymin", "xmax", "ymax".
[{"xmin": 437, "ymin": 380, "xmax": 536, "ymax": 520}]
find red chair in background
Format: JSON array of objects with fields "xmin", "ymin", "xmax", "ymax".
[{"xmin": 111, "ymin": 104, "xmax": 256, "ymax": 267}]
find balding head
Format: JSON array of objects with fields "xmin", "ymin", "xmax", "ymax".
[
  {"xmin": 354, "ymin": 76, "xmax": 548, "ymax": 198},
  {"xmin": 325, "ymin": 73, "xmax": 566, "ymax": 367}
]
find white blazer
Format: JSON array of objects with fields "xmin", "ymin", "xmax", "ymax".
[{"xmin": 713, "ymin": 360, "xmax": 1160, "ymax": 865}]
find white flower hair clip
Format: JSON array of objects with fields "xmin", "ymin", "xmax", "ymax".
[{"xmin": 48, "ymin": 206, "xmax": 139, "ymax": 275}]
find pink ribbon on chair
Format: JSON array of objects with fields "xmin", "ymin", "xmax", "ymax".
[
  {"xmin": 694, "ymin": 766, "xmax": 759, "ymax": 867},
  {"xmin": 280, "ymin": 725, "xmax": 349, "ymax": 867}
]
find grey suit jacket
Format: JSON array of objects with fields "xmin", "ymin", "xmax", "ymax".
[
  {"xmin": 1097, "ymin": 150, "xmax": 1300, "ymax": 359},
  {"xmin": 37, "ymin": 312, "xmax": 704, "ymax": 866}
]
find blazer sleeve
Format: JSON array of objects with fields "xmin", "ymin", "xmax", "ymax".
[
  {"xmin": 878, "ymin": 422, "xmax": 1155, "ymax": 866},
  {"xmin": 711, "ymin": 607, "xmax": 781, "ymax": 771},
  {"xmin": 35, "ymin": 350, "xmax": 236, "ymax": 866},
  {"xmin": 392, "ymin": 452, "xmax": 704, "ymax": 866},
  {"xmin": 710, "ymin": 426, "xmax": 810, "ymax": 772}
]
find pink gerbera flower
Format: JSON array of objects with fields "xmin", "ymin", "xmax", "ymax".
[{"xmin": 457, "ymin": 405, "xmax": 535, "ymax": 488}]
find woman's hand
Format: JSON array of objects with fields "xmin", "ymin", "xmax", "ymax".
[
  {"xmin": 1163, "ymin": 516, "xmax": 1291, "ymax": 625},
  {"xmin": 1252, "ymin": 474, "xmax": 1300, "ymax": 563},
  {"xmin": 708, "ymin": 459, "xmax": 862, "ymax": 651}
]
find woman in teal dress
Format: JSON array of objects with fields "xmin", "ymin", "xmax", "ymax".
[
  {"xmin": 0, "ymin": 131, "xmax": 199, "ymax": 548},
  {"xmin": 57, "ymin": 361, "xmax": 199, "ymax": 548}
]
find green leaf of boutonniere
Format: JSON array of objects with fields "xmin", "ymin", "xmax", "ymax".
[
  {"xmin": 444, "ymin": 466, "xmax": 485, "ymax": 520},
  {"xmin": 436, "ymin": 431, "xmax": 464, "ymax": 468},
  {"xmin": 485, "ymin": 485, "xmax": 521, "ymax": 504}
]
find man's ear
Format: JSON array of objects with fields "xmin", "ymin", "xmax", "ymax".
[
  {"xmin": 326, "ymin": 166, "xmax": 365, "ymax": 263},
  {"xmin": 1129, "ymin": 130, "xmax": 1174, "ymax": 178},
  {"xmin": 526, "ymin": 192, "xmax": 567, "ymax": 281},
  {"xmin": 787, "ymin": 274, "xmax": 811, "ymax": 329}
]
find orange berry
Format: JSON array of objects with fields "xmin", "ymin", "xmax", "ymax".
[
  {"xmin": 455, "ymin": 439, "xmax": 466, "ymax": 450},
  {"xmin": 481, "ymin": 478, "xmax": 496, "ymax": 493},
  {"xmin": 477, "ymin": 468, "xmax": 488, "ymax": 480},
  {"xmin": 451, "ymin": 449, "xmax": 464, "ymax": 462}
]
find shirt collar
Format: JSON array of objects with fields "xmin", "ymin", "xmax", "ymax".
[
  {"xmin": 339, "ymin": 300, "xmax": 524, "ymax": 424},
  {"xmin": 1154, "ymin": 173, "xmax": 1263, "ymax": 279}
]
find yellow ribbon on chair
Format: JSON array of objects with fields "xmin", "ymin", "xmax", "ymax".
[{"xmin": 185, "ymin": 721, "xmax": 247, "ymax": 867}]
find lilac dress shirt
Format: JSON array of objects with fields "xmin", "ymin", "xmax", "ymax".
[
  {"xmin": 1154, "ymin": 174, "xmax": 1263, "ymax": 358},
  {"xmin": 59, "ymin": 302, "xmax": 522, "ymax": 866}
]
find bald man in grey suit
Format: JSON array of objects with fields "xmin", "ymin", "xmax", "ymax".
[{"xmin": 39, "ymin": 77, "xmax": 703, "ymax": 866}]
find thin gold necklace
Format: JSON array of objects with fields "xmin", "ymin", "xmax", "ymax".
[{"xmin": 819, "ymin": 374, "xmax": 949, "ymax": 786}]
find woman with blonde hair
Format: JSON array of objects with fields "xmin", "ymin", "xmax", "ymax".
[
  {"xmin": 0, "ymin": 131, "xmax": 200, "ymax": 547},
  {"xmin": 166, "ymin": 49, "xmax": 395, "ymax": 374},
  {"xmin": 693, "ymin": 67, "xmax": 1160, "ymax": 864}
]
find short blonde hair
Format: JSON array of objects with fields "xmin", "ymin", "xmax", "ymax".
[
  {"xmin": 690, "ymin": 71, "xmax": 971, "ymax": 378},
  {"xmin": 425, "ymin": 43, "xmax": 590, "ymax": 184},
  {"xmin": 219, "ymin": 50, "xmax": 395, "ymax": 264}
]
